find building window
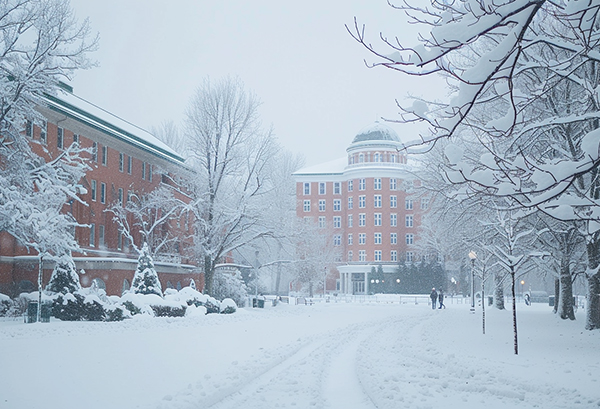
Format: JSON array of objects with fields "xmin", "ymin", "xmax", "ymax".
[
  {"xmin": 334, "ymin": 182, "xmax": 341, "ymax": 194},
  {"xmin": 374, "ymin": 195, "xmax": 382, "ymax": 208},
  {"xmin": 348, "ymin": 251, "xmax": 353, "ymax": 262},
  {"xmin": 148, "ymin": 164, "xmax": 153, "ymax": 182},
  {"xmin": 348, "ymin": 233, "xmax": 353, "ymax": 245},
  {"xmin": 319, "ymin": 199, "xmax": 326, "ymax": 212},
  {"xmin": 421, "ymin": 197, "xmax": 429, "ymax": 210},
  {"xmin": 91, "ymin": 180, "xmax": 97, "ymax": 201},
  {"xmin": 359, "ymin": 213, "xmax": 366, "ymax": 227},
  {"xmin": 25, "ymin": 120, "xmax": 33, "ymax": 137},
  {"xmin": 348, "ymin": 214, "xmax": 353, "ymax": 228},
  {"xmin": 119, "ymin": 153, "xmax": 124, "ymax": 172},
  {"xmin": 319, "ymin": 182, "xmax": 326, "ymax": 195},
  {"xmin": 405, "ymin": 198, "xmax": 413, "ymax": 210},
  {"xmin": 57, "ymin": 127, "xmax": 63, "ymax": 149},
  {"xmin": 89, "ymin": 223, "xmax": 95, "ymax": 247},
  {"xmin": 406, "ymin": 252, "xmax": 414, "ymax": 262},
  {"xmin": 142, "ymin": 162, "xmax": 146, "ymax": 179},
  {"xmin": 374, "ymin": 152, "xmax": 381, "ymax": 162},
  {"xmin": 391, "ymin": 250, "xmax": 397, "ymax": 262},
  {"xmin": 390, "ymin": 178, "xmax": 397, "ymax": 190},
  {"xmin": 390, "ymin": 195, "xmax": 397, "ymax": 208},
  {"xmin": 303, "ymin": 200, "xmax": 311, "ymax": 212},
  {"xmin": 118, "ymin": 188, "xmax": 124, "ymax": 205},
  {"xmin": 73, "ymin": 134, "xmax": 79, "ymax": 145},
  {"xmin": 391, "ymin": 233, "xmax": 397, "ymax": 245},
  {"xmin": 374, "ymin": 213, "xmax": 382, "ymax": 226},
  {"xmin": 127, "ymin": 190, "xmax": 133, "ymax": 203},
  {"xmin": 406, "ymin": 233, "xmax": 414, "ymax": 245},
  {"xmin": 304, "ymin": 216, "xmax": 312, "ymax": 224},
  {"xmin": 40, "ymin": 121, "xmax": 46, "ymax": 144},
  {"xmin": 391, "ymin": 154, "xmax": 397, "ymax": 163},
  {"xmin": 101, "ymin": 146, "xmax": 107, "ymax": 166},
  {"xmin": 318, "ymin": 216, "xmax": 326, "ymax": 228},
  {"xmin": 92, "ymin": 142, "xmax": 97, "ymax": 162},
  {"xmin": 334, "ymin": 235, "xmax": 341, "ymax": 246},
  {"xmin": 100, "ymin": 182, "xmax": 106, "ymax": 204},
  {"xmin": 391, "ymin": 213, "xmax": 397, "ymax": 227},
  {"xmin": 359, "ymin": 195, "xmax": 366, "ymax": 208},
  {"xmin": 406, "ymin": 215, "xmax": 414, "ymax": 228},
  {"xmin": 348, "ymin": 180, "xmax": 353, "ymax": 192},
  {"xmin": 334, "ymin": 199, "xmax": 341, "ymax": 211},
  {"xmin": 374, "ymin": 232, "xmax": 382, "ymax": 244},
  {"xmin": 99, "ymin": 225, "xmax": 105, "ymax": 247},
  {"xmin": 117, "ymin": 233, "xmax": 123, "ymax": 250},
  {"xmin": 374, "ymin": 178, "xmax": 381, "ymax": 190},
  {"xmin": 127, "ymin": 155, "xmax": 132, "ymax": 174},
  {"xmin": 375, "ymin": 250, "xmax": 382, "ymax": 261},
  {"xmin": 348, "ymin": 197, "xmax": 353, "ymax": 210},
  {"xmin": 359, "ymin": 250, "xmax": 366, "ymax": 262},
  {"xmin": 303, "ymin": 182, "xmax": 310, "ymax": 195},
  {"xmin": 333, "ymin": 216, "xmax": 341, "ymax": 228},
  {"xmin": 359, "ymin": 153, "xmax": 364, "ymax": 163},
  {"xmin": 359, "ymin": 233, "xmax": 366, "ymax": 245},
  {"xmin": 359, "ymin": 178, "xmax": 366, "ymax": 190}
]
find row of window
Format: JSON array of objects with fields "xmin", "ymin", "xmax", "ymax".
[
  {"xmin": 346, "ymin": 250, "xmax": 415, "ymax": 262},
  {"xmin": 348, "ymin": 152, "xmax": 408, "ymax": 165},
  {"xmin": 303, "ymin": 178, "xmax": 412, "ymax": 195},
  {"xmin": 303, "ymin": 196, "xmax": 429, "ymax": 212},
  {"xmin": 27, "ymin": 120, "xmax": 154, "ymax": 181},
  {"xmin": 315, "ymin": 214, "xmax": 414, "ymax": 228},
  {"xmin": 338, "ymin": 232, "xmax": 414, "ymax": 246}
]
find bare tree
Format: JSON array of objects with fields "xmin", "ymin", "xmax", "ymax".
[{"xmin": 184, "ymin": 77, "xmax": 278, "ymax": 296}]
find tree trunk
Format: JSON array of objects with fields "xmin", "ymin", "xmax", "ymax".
[
  {"xmin": 586, "ymin": 239, "xmax": 600, "ymax": 330},
  {"xmin": 37, "ymin": 254, "xmax": 43, "ymax": 323},
  {"xmin": 511, "ymin": 269, "xmax": 518, "ymax": 355},
  {"xmin": 553, "ymin": 277, "xmax": 559, "ymax": 314},
  {"xmin": 204, "ymin": 254, "xmax": 214, "ymax": 296},
  {"xmin": 275, "ymin": 262, "xmax": 282, "ymax": 297},
  {"xmin": 558, "ymin": 264, "xmax": 575, "ymax": 320},
  {"xmin": 494, "ymin": 272, "xmax": 505, "ymax": 310}
]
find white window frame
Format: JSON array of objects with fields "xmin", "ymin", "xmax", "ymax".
[
  {"xmin": 319, "ymin": 199, "xmax": 326, "ymax": 212},
  {"xmin": 374, "ymin": 195, "xmax": 382, "ymax": 208},
  {"xmin": 359, "ymin": 213, "xmax": 366, "ymax": 227},
  {"xmin": 374, "ymin": 213, "xmax": 382, "ymax": 226},
  {"xmin": 303, "ymin": 200, "xmax": 311, "ymax": 212},
  {"xmin": 374, "ymin": 178, "xmax": 382, "ymax": 190}
]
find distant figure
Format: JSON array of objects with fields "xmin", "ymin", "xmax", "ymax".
[
  {"xmin": 438, "ymin": 289, "xmax": 446, "ymax": 309},
  {"xmin": 430, "ymin": 288, "xmax": 438, "ymax": 309}
]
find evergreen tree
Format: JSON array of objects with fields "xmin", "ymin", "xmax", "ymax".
[
  {"xmin": 46, "ymin": 256, "xmax": 81, "ymax": 295},
  {"xmin": 131, "ymin": 243, "xmax": 163, "ymax": 297}
]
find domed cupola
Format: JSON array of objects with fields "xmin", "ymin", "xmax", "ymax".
[
  {"xmin": 347, "ymin": 121, "xmax": 407, "ymax": 166},
  {"xmin": 352, "ymin": 121, "xmax": 400, "ymax": 144}
]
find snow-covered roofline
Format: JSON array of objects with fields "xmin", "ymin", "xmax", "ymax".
[{"xmin": 43, "ymin": 91, "xmax": 185, "ymax": 165}]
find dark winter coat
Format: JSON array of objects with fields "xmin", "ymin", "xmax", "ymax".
[
  {"xmin": 430, "ymin": 290, "xmax": 438, "ymax": 301},
  {"xmin": 438, "ymin": 292, "xmax": 444, "ymax": 303}
]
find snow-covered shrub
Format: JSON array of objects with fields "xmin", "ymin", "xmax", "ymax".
[
  {"xmin": 164, "ymin": 286, "xmax": 222, "ymax": 314},
  {"xmin": 104, "ymin": 305, "xmax": 128, "ymax": 322},
  {"xmin": 52, "ymin": 292, "xmax": 105, "ymax": 321},
  {"xmin": 0, "ymin": 293, "xmax": 12, "ymax": 316},
  {"xmin": 150, "ymin": 304, "xmax": 186, "ymax": 317},
  {"xmin": 120, "ymin": 292, "xmax": 159, "ymax": 317},
  {"xmin": 220, "ymin": 298, "xmax": 237, "ymax": 314},
  {"xmin": 5, "ymin": 293, "xmax": 30, "ymax": 317},
  {"xmin": 203, "ymin": 298, "xmax": 220, "ymax": 314},
  {"xmin": 185, "ymin": 304, "xmax": 207, "ymax": 317},
  {"xmin": 213, "ymin": 270, "xmax": 248, "ymax": 307},
  {"xmin": 130, "ymin": 243, "xmax": 163, "ymax": 297},
  {"xmin": 45, "ymin": 258, "xmax": 81, "ymax": 295}
]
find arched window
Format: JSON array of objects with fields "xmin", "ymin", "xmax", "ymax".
[
  {"xmin": 166, "ymin": 281, "xmax": 174, "ymax": 289},
  {"xmin": 122, "ymin": 279, "xmax": 131, "ymax": 295},
  {"xmin": 359, "ymin": 153, "xmax": 364, "ymax": 163},
  {"xmin": 374, "ymin": 152, "xmax": 381, "ymax": 162},
  {"xmin": 176, "ymin": 281, "xmax": 182, "ymax": 291},
  {"xmin": 92, "ymin": 278, "xmax": 106, "ymax": 291},
  {"xmin": 391, "ymin": 154, "xmax": 397, "ymax": 163}
]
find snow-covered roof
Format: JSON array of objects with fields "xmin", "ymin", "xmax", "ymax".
[
  {"xmin": 352, "ymin": 121, "xmax": 400, "ymax": 144},
  {"xmin": 43, "ymin": 90, "xmax": 185, "ymax": 165},
  {"xmin": 293, "ymin": 157, "xmax": 346, "ymax": 176}
]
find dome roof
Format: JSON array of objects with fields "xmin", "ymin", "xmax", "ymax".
[{"xmin": 352, "ymin": 122, "xmax": 400, "ymax": 144}]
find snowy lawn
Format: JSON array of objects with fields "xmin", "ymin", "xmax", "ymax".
[{"xmin": 0, "ymin": 299, "xmax": 598, "ymax": 409}]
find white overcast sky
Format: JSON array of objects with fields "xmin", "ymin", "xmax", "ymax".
[{"xmin": 68, "ymin": 0, "xmax": 445, "ymax": 167}]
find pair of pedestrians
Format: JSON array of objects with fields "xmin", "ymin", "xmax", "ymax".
[{"xmin": 430, "ymin": 288, "xmax": 446, "ymax": 309}]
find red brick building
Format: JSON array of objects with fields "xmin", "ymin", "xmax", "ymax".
[
  {"xmin": 0, "ymin": 85, "xmax": 200, "ymax": 297},
  {"xmin": 293, "ymin": 122, "xmax": 429, "ymax": 294}
]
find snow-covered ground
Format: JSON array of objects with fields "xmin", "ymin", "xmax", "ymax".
[{"xmin": 1, "ymin": 297, "xmax": 598, "ymax": 409}]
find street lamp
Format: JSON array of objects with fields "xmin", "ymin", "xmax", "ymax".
[
  {"xmin": 520, "ymin": 280, "xmax": 525, "ymax": 300},
  {"xmin": 468, "ymin": 251, "xmax": 477, "ymax": 313}
]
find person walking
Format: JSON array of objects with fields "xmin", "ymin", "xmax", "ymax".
[
  {"xmin": 430, "ymin": 288, "xmax": 438, "ymax": 309},
  {"xmin": 438, "ymin": 289, "xmax": 446, "ymax": 309}
]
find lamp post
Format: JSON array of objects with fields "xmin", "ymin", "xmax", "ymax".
[
  {"xmin": 520, "ymin": 280, "xmax": 525, "ymax": 301},
  {"xmin": 468, "ymin": 251, "xmax": 477, "ymax": 313}
]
